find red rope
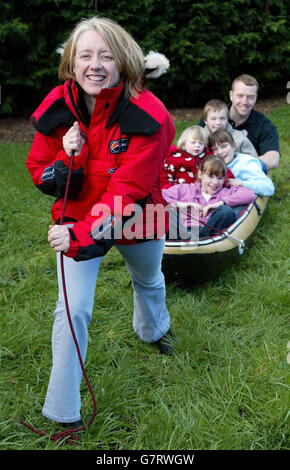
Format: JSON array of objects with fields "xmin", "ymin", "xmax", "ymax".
[
  {"xmin": 16, "ymin": 151, "xmax": 96, "ymax": 445},
  {"xmin": 178, "ymin": 209, "xmax": 227, "ymax": 237},
  {"xmin": 180, "ymin": 206, "xmax": 237, "ymax": 237},
  {"xmin": 14, "ymin": 418, "xmax": 82, "ymax": 445}
]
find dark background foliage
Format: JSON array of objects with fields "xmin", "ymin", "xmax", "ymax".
[{"xmin": 0, "ymin": 0, "xmax": 289, "ymax": 116}]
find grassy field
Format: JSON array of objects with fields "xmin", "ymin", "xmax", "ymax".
[{"xmin": 0, "ymin": 104, "xmax": 289, "ymax": 451}]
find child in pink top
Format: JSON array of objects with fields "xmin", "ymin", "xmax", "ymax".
[{"xmin": 162, "ymin": 155, "xmax": 256, "ymax": 239}]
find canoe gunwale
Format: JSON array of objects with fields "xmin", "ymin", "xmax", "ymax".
[{"xmin": 163, "ymin": 196, "xmax": 268, "ymax": 256}]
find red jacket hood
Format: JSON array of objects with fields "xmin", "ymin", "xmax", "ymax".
[{"xmin": 31, "ymin": 84, "xmax": 65, "ymax": 123}]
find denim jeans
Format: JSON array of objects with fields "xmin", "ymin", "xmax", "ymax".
[
  {"xmin": 173, "ymin": 206, "xmax": 237, "ymax": 240},
  {"xmin": 199, "ymin": 205, "xmax": 237, "ymax": 238},
  {"xmin": 42, "ymin": 238, "xmax": 170, "ymax": 423}
]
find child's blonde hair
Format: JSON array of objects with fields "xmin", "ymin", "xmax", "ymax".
[
  {"xmin": 199, "ymin": 154, "xmax": 227, "ymax": 178},
  {"xmin": 203, "ymin": 99, "xmax": 229, "ymax": 122},
  {"xmin": 177, "ymin": 125, "xmax": 207, "ymax": 151}
]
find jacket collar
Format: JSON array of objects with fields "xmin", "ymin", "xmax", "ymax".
[
  {"xmin": 31, "ymin": 83, "xmax": 75, "ymax": 136},
  {"xmin": 64, "ymin": 79, "xmax": 125, "ymax": 126},
  {"xmin": 32, "ymin": 79, "xmax": 161, "ymax": 137},
  {"xmin": 31, "ymin": 80, "xmax": 125, "ymax": 135}
]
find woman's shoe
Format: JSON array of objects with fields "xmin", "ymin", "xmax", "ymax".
[
  {"xmin": 155, "ymin": 330, "xmax": 175, "ymax": 355},
  {"xmin": 60, "ymin": 419, "xmax": 85, "ymax": 431}
]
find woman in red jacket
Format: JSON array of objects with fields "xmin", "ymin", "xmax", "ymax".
[{"xmin": 26, "ymin": 16, "xmax": 175, "ymax": 429}]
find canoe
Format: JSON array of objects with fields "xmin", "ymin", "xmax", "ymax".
[{"xmin": 162, "ymin": 195, "xmax": 268, "ymax": 285}]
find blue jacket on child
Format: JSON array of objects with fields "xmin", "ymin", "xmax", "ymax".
[{"xmin": 227, "ymin": 152, "xmax": 275, "ymax": 197}]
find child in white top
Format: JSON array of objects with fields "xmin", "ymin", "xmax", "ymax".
[{"xmin": 208, "ymin": 130, "xmax": 274, "ymax": 197}]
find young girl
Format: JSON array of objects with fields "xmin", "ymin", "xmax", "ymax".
[
  {"xmin": 162, "ymin": 155, "xmax": 256, "ymax": 239},
  {"xmin": 160, "ymin": 125, "xmax": 213, "ymax": 188},
  {"xmin": 208, "ymin": 130, "xmax": 275, "ymax": 197}
]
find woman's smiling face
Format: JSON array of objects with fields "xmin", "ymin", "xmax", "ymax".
[{"xmin": 73, "ymin": 29, "xmax": 120, "ymax": 97}]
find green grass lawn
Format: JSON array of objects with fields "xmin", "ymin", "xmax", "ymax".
[{"xmin": 0, "ymin": 104, "xmax": 289, "ymax": 450}]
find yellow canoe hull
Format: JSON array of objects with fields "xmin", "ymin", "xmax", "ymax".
[{"xmin": 162, "ymin": 196, "xmax": 268, "ymax": 284}]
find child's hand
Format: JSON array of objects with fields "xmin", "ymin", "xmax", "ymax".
[
  {"xmin": 200, "ymin": 205, "xmax": 211, "ymax": 217},
  {"xmin": 201, "ymin": 201, "xmax": 223, "ymax": 217},
  {"xmin": 228, "ymin": 178, "xmax": 243, "ymax": 187}
]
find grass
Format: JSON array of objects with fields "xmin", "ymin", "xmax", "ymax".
[{"xmin": 0, "ymin": 104, "xmax": 289, "ymax": 451}]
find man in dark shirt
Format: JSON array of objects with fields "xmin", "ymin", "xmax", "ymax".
[
  {"xmin": 199, "ymin": 74, "xmax": 280, "ymax": 171},
  {"xmin": 228, "ymin": 74, "xmax": 280, "ymax": 170}
]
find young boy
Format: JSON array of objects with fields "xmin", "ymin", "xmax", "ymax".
[
  {"xmin": 209, "ymin": 130, "xmax": 274, "ymax": 197},
  {"xmin": 202, "ymin": 99, "xmax": 258, "ymax": 158}
]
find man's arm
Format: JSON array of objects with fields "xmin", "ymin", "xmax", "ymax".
[
  {"xmin": 256, "ymin": 116, "xmax": 280, "ymax": 170},
  {"xmin": 259, "ymin": 150, "xmax": 280, "ymax": 170}
]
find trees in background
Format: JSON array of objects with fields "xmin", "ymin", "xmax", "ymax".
[{"xmin": 1, "ymin": 0, "xmax": 289, "ymax": 115}]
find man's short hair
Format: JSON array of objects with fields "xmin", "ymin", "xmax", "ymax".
[{"xmin": 231, "ymin": 74, "xmax": 259, "ymax": 93}]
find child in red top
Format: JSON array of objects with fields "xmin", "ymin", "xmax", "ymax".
[{"xmin": 160, "ymin": 125, "xmax": 213, "ymax": 188}]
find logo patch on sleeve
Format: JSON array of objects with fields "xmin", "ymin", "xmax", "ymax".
[
  {"xmin": 109, "ymin": 137, "xmax": 129, "ymax": 154},
  {"xmin": 41, "ymin": 165, "xmax": 55, "ymax": 181},
  {"xmin": 91, "ymin": 215, "xmax": 121, "ymax": 240}
]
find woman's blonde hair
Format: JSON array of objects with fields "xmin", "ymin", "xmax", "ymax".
[
  {"xmin": 177, "ymin": 125, "xmax": 207, "ymax": 151},
  {"xmin": 58, "ymin": 16, "xmax": 145, "ymax": 98},
  {"xmin": 200, "ymin": 155, "xmax": 226, "ymax": 177}
]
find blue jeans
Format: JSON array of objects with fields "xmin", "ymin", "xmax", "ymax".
[
  {"xmin": 199, "ymin": 206, "xmax": 237, "ymax": 238},
  {"xmin": 42, "ymin": 238, "xmax": 170, "ymax": 423},
  {"xmin": 175, "ymin": 206, "xmax": 237, "ymax": 240}
]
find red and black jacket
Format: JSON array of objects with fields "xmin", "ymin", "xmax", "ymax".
[{"xmin": 26, "ymin": 80, "xmax": 176, "ymax": 261}]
